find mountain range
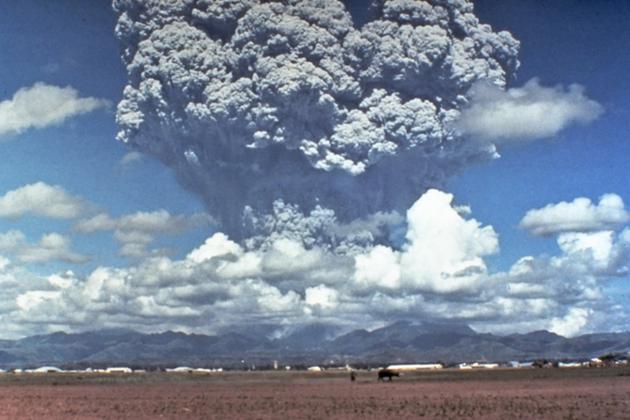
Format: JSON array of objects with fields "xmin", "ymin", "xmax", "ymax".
[{"xmin": 2, "ymin": 321, "xmax": 629, "ymax": 369}]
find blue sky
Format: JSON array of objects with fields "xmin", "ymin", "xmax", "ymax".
[
  {"xmin": 453, "ymin": 0, "xmax": 630, "ymax": 309},
  {"xmin": 0, "ymin": 0, "xmax": 628, "ymax": 338},
  {"xmin": 0, "ymin": 0, "xmax": 209, "ymax": 273},
  {"xmin": 452, "ymin": 0, "xmax": 630, "ymax": 265}
]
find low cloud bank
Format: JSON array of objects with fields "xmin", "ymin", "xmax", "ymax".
[{"xmin": 4, "ymin": 189, "xmax": 628, "ymax": 338}]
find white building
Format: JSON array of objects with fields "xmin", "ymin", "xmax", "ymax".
[
  {"xmin": 387, "ymin": 364, "xmax": 443, "ymax": 371},
  {"xmin": 307, "ymin": 366, "xmax": 322, "ymax": 372},
  {"xmin": 558, "ymin": 362, "xmax": 581, "ymax": 368},
  {"xmin": 105, "ymin": 367, "xmax": 132, "ymax": 373},
  {"xmin": 470, "ymin": 362, "xmax": 499, "ymax": 369},
  {"xmin": 32, "ymin": 366, "xmax": 64, "ymax": 373},
  {"xmin": 511, "ymin": 361, "xmax": 534, "ymax": 368},
  {"xmin": 166, "ymin": 367, "xmax": 194, "ymax": 373}
]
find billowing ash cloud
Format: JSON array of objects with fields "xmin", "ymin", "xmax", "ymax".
[{"xmin": 113, "ymin": 0, "xmax": 519, "ymax": 235}]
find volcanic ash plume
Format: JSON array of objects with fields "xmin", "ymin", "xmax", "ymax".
[{"xmin": 113, "ymin": 0, "xmax": 519, "ymax": 236}]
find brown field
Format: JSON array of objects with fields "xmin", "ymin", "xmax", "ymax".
[{"xmin": 0, "ymin": 367, "xmax": 629, "ymax": 419}]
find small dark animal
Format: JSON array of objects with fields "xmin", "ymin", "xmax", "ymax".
[
  {"xmin": 350, "ymin": 371, "xmax": 356, "ymax": 382},
  {"xmin": 377, "ymin": 368, "xmax": 399, "ymax": 381}
]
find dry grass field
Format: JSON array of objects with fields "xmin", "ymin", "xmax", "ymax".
[{"xmin": 0, "ymin": 367, "xmax": 629, "ymax": 419}]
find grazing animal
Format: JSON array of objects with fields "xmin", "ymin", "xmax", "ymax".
[{"xmin": 377, "ymin": 368, "xmax": 399, "ymax": 381}]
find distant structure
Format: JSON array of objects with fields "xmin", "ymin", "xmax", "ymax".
[
  {"xmin": 31, "ymin": 366, "xmax": 63, "ymax": 373},
  {"xmin": 105, "ymin": 367, "xmax": 132, "ymax": 373},
  {"xmin": 458, "ymin": 362, "xmax": 498, "ymax": 369},
  {"xmin": 386, "ymin": 364, "xmax": 443, "ymax": 371},
  {"xmin": 558, "ymin": 362, "xmax": 581, "ymax": 368},
  {"xmin": 166, "ymin": 367, "xmax": 194, "ymax": 373},
  {"xmin": 307, "ymin": 366, "xmax": 322, "ymax": 372},
  {"xmin": 509, "ymin": 361, "xmax": 534, "ymax": 368}
]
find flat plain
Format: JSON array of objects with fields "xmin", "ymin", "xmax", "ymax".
[{"xmin": 0, "ymin": 367, "xmax": 629, "ymax": 419}]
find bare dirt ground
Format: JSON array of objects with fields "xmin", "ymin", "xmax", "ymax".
[{"xmin": 0, "ymin": 367, "xmax": 629, "ymax": 419}]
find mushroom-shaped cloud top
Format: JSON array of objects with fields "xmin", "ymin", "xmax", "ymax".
[{"xmin": 113, "ymin": 0, "xmax": 519, "ymax": 236}]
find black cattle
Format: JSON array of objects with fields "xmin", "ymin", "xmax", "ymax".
[{"xmin": 377, "ymin": 368, "xmax": 399, "ymax": 381}]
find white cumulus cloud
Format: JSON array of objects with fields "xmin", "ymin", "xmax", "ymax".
[
  {"xmin": 354, "ymin": 189, "xmax": 498, "ymax": 294},
  {"xmin": 456, "ymin": 78, "xmax": 603, "ymax": 143},
  {"xmin": 0, "ymin": 182, "xmax": 87, "ymax": 219},
  {"xmin": 399, "ymin": 189, "xmax": 499, "ymax": 293},
  {"xmin": 557, "ymin": 231, "xmax": 614, "ymax": 266},
  {"xmin": 549, "ymin": 307, "xmax": 592, "ymax": 337},
  {"xmin": 520, "ymin": 194, "xmax": 629, "ymax": 236},
  {"xmin": 3, "ymin": 189, "xmax": 630, "ymax": 338},
  {"xmin": 0, "ymin": 82, "xmax": 109, "ymax": 137},
  {"xmin": 0, "ymin": 230, "xmax": 87, "ymax": 264}
]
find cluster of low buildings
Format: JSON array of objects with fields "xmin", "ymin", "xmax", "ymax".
[
  {"xmin": 1, "ymin": 354, "xmax": 628, "ymax": 375},
  {"xmin": 457, "ymin": 362, "xmax": 499, "ymax": 369},
  {"xmin": 0, "ymin": 366, "xmax": 225, "ymax": 375},
  {"xmin": 307, "ymin": 356, "xmax": 630, "ymax": 373},
  {"xmin": 387, "ymin": 364, "xmax": 443, "ymax": 371},
  {"xmin": 164, "ymin": 367, "xmax": 223, "ymax": 373}
]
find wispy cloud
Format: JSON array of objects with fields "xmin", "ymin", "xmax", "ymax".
[
  {"xmin": 120, "ymin": 151, "xmax": 143, "ymax": 166},
  {"xmin": 76, "ymin": 209, "xmax": 213, "ymax": 258}
]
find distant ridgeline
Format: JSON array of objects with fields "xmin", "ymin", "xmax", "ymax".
[{"xmin": 1, "ymin": 322, "xmax": 629, "ymax": 369}]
